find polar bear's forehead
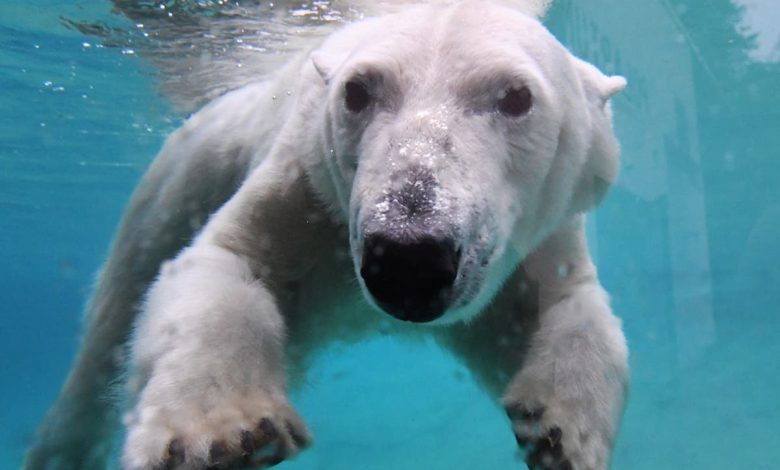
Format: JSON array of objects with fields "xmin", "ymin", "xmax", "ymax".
[
  {"xmin": 436, "ymin": 3, "xmax": 564, "ymax": 63},
  {"xmin": 322, "ymin": 1, "xmax": 571, "ymax": 96}
]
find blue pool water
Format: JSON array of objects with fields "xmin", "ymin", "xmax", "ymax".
[{"xmin": 1, "ymin": 1, "xmax": 779, "ymax": 468}]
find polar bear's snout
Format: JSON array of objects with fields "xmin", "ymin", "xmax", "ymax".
[
  {"xmin": 360, "ymin": 231, "xmax": 459, "ymax": 323},
  {"xmin": 355, "ymin": 165, "xmax": 461, "ymax": 322}
]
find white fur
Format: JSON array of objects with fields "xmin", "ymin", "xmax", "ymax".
[{"xmin": 25, "ymin": 2, "xmax": 628, "ymax": 469}]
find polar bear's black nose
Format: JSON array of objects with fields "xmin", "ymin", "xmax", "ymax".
[{"xmin": 360, "ymin": 233, "xmax": 458, "ymax": 322}]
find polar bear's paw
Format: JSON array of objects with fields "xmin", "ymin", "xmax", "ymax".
[
  {"xmin": 122, "ymin": 391, "xmax": 311, "ymax": 470},
  {"xmin": 504, "ymin": 399, "xmax": 611, "ymax": 470},
  {"xmin": 505, "ymin": 403, "xmax": 573, "ymax": 470}
]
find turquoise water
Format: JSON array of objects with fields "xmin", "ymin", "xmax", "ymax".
[{"xmin": 2, "ymin": 1, "xmax": 779, "ymax": 468}]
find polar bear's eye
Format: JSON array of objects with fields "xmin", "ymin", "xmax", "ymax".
[
  {"xmin": 344, "ymin": 80, "xmax": 372, "ymax": 113},
  {"xmin": 497, "ymin": 86, "xmax": 532, "ymax": 117}
]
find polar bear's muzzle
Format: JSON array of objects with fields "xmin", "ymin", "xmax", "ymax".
[
  {"xmin": 355, "ymin": 165, "xmax": 461, "ymax": 322},
  {"xmin": 360, "ymin": 231, "xmax": 459, "ymax": 323}
]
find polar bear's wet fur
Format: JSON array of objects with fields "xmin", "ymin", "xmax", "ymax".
[{"xmin": 25, "ymin": 1, "xmax": 628, "ymax": 469}]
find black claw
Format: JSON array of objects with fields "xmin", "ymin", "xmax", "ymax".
[
  {"xmin": 527, "ymin": 436, "xmax": 552, "ymax": 468},
  {"xmin": 240, "ymin": 430, "xmax": 255, "ymax": 455},
  {"xmin": 257, "ymin": 417, "xmax": 278, "ymax": 442},
  {"xmin": 547, "ymin": 427, "xmax": 562, "ymax": 446},
  {"xmin": 545, "ymin": 427, "xmax": 564, "ymax": 460},
  {"xmin": 549, "ymin": 442, "xmax": 564, "ymax": 459},
  {"xmin": 208, "ymin": 440, "xmax": 228, "ymax": 464},
  {"xmin": 285, "ymin": 421, "xmax": 308, "ymax": 447},
  {"xmin": 524, "ymin": 427, "xmax": 568, "ymax": 470},
  {"xmin": 167, "ymin": 438, "xmax": 185, "ymax": 465}
]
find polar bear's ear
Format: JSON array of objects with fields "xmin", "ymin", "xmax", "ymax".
[
  {"xmin": 572, "ymin": 56, "xmax": 626, "ymax": 108},
  {"xmin": 310, "ymin": 49, "xmax": 351, "ymax": 85},
  {"xmin": 570, "ymin": 56, "xmax": 626, "ymax": 213},
  {"xmin": 311, "ymin": 51, "xmax": 332, "ymax": 84}
]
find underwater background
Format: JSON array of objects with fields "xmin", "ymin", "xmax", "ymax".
[{"xmin": 1, "ymin": 0, "xmax": 779, "ymax": 468}]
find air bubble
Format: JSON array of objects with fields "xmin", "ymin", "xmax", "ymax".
[{"xmin": 557, "ymin": 264, "xmax": 570, "ymax": 278}]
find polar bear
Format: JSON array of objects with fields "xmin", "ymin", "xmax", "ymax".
[{"xmin": 25, "ymin": 1, "xmax": 628, "ymax": 469}]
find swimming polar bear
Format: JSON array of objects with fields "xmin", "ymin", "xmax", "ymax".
[{"xmin": 25, "ymin": 1, "xmax": 628, "ymax": 469}]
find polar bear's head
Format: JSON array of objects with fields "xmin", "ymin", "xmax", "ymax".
[{"xmin": 308, "ymin": 1, "xmax": 625, "ymax": 324}]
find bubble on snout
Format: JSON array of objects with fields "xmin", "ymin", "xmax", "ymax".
[
  {"xmin": 189, "ymin": 213, "xmax": 204, "ymax": 231},
  {"xmin": 415, "ymin": 110, "xmax": 431, "ymax": 119},
  {"xmin": 394, "ymin": 105, "xmax": 452, "ymax": 167},
  {"xmin": 307, "ymin": 210, "xmax": 326, "ymax": 224},
  {"xmin": 366, "ymin": 262, "xmax": 381, "ymax": 275},
  {"xmin": 433, "ymin": 186, "xmax": 452, "ymax": 212},
  {"xmin": 414, "ymin": 106, "xmax": 450, "ymax": 132},
  {"xmin": 257, "ymin": 237, "xmax": 272, "ymax": 251},
  {"xmin": 519, "ymin": 280, "xmax": 529, "ymax": 293},
  {"xmin": 375, "ymin": 200, "xmax": 390, "ymax": 222},
  {"xmin": 371, "ymin": 244, "xmax": 386, "ymax": 257},
  {"xmin": 334, "ymin": 246, "xmax": 350, "ymax": 261}
]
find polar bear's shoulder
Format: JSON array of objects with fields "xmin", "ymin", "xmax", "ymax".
[{"xmin": 168, "ymin": 81, "xmax": 281, "ymax": 164}]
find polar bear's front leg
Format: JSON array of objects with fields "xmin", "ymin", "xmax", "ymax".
[
  {"xmin": 502, "ymin": 220, "xmax": 628, "ymax": 470},
  {"xmin": 122, "ymin": 244, "xmax": 310, "ymax": 470},
  {"xmin": 503, "ymin": 285, "xmax": 627, "ymax": 470}
]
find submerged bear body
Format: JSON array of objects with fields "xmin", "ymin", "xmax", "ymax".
[{"xmin": 26, "ymin": 2, "xmax": 629, "ymax": 469}]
